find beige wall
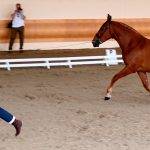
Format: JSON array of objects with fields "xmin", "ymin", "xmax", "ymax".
[
  {"xmin": 1, "ymin": 0, "xmax": 150, "ymax": 20},
  {"xmin": 0, "ymin": 0, "xmax": 150, "ymax": 51}
]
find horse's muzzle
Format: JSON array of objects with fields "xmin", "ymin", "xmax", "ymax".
[{"xmin": 92, "ymin": 39, "xmax": 102, "ymax": 47}]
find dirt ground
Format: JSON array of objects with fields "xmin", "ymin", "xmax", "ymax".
[{"xmin": 0, "ymin": 65, "xmax": 150, "ymax": 150}]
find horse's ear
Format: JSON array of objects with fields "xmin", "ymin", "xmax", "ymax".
[{"xmin": 107, "ymin": 14, "xmax": 112, "ymax": 22}]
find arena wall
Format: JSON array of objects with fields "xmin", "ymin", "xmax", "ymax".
[{"xmin": 0, "ymin": 0, "xmax": 150, "ymax": 50}]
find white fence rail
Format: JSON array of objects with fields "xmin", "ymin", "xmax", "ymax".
[{"xmin": 0, "ymin": 54, "xmax": 123, "ymax": 71}]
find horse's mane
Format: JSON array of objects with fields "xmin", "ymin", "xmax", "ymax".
[{"xmin": 112, "ymin": 21, "xmax": 143, "ymax": 36}]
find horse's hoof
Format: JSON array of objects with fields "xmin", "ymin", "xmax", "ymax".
[{"xmin": 104, "ymin": 96, "xmax": 111, "ymax": 100}]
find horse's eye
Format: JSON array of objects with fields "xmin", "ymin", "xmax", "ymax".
[
  {"xmin": 101, "ymin": 27, "xmax": 105, "ymax": 32},
  {"xmin": 103, "ymin": 27, "xmax": 107, "ymax": 31}
]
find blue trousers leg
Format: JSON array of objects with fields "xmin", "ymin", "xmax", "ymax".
[{"xmin": 0, "ymin": 107, "xmax": 15, "ymax": 124}]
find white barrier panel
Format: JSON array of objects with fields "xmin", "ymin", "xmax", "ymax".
[
  {"xmin": 0, "ymin": 54, "xmax": 123, "ymax": 71},
  {"xmin": 105, "ymin": 49, "xmax": 118, "ymax": 66}
]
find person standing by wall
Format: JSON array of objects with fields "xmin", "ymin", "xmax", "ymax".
[
  {"xmin": 9, "ymin": 3, "xmax": 25, "ymax": 52},
  {"xmin": 0, "ymin": 107, "xmax": 22, "ymax": 136}
]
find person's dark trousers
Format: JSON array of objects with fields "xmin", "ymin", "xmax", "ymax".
[
  {"xmin": 9, "ymin": 26, "xmax": 24, "ymax": 51},
  {"xmin": 0, "ymin": 107, "xmax": 15, "ymax": 124}
]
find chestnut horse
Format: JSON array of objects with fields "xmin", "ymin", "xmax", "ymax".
[{"xmin": 92, "ymin": 14, "xmax": 150, "ymax": 100}]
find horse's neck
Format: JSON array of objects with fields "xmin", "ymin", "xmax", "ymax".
[{"xmin": 111, "ymin": 22, "xmax": 145, "ymax": 53}]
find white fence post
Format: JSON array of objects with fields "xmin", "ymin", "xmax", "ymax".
[
  {"xmin": 45, "ymin": 60, "xmax": 50, "ymax": 69},
  {"xmin": 68, "ymin": 59, "xmax": 73, "ymax": 68},
  {"xmin": 6, "ymin": 61, "xmax": 11, "ymax": 71}
]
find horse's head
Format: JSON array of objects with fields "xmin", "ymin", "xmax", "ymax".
[{"xmin": 92, "ymin": 14, "xmax": 112, "ymax": 47}]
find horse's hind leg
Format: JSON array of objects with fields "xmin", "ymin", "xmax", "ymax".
[
  {"xmin": 105, "ymin": 66, "xmax": 135, "ymax": 100},
  {"xmin": 137, "ymin": 71, "xmax": 150, "ymax": 92}
]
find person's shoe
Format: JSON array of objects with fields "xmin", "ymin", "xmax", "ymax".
[
  {"xmin": 8, "ymin": 48, "xmax": 12, "ymax": 53},
  {"xmin": 8, "ymin": 51, "xmax": 12, "ymax": 54},
  {"xmin": 12, "ymin": 119, "xmax": 22, "ymax": 136}
]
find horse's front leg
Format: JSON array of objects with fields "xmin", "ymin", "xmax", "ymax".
[
  {"xmin": 137, "ymin": 71, "xmax": 150, "ymax": 92},
  {"xmin": 105, "ymin": 66, "xmax": 135, "ymax": 100}
]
